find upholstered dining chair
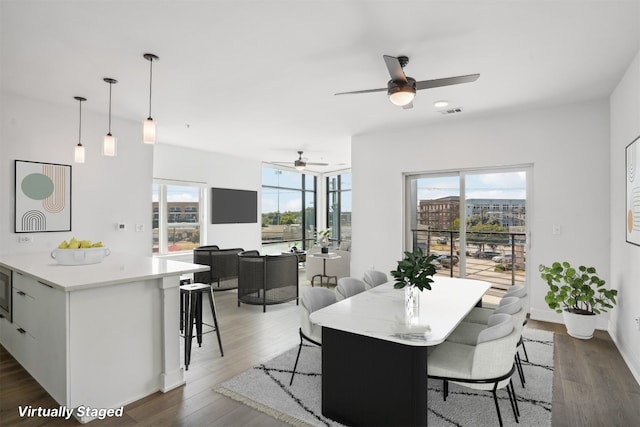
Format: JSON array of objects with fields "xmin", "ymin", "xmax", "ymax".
[
  {"xmin": 335, "ymin": 277, "xmax": 367, "ymax": 301},
  {"xmin": 290, "ymin": 287, "xmax": 336, "ymax": 385},
  {"xmin": 427, "ymin": 312, "xmax": 521, "ymax": 427},
  {"xmin": 463, "ymin": 286, "xmax": 530, "ymax": 386},
  {"xmin": 362, "ymin": 270, "xmax": 388, "ymax": 289}
]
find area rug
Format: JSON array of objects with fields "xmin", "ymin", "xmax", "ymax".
[{"xmin": 216, "ymin": 328, "xmax": 553, "ymax": 426}]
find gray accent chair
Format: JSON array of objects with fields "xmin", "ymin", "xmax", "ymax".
[
  {"xmin": 427, "ymin": 311, "xmax": 521, "ymax": 427},
  {"xmin": 193, "ymin": 245, "xmax": 244, "ymax": 291},
  {"xmin": 237, "ymin": 251, "xmax": 299, "ymax": 312},
  {"xmin": 362, "ymin": 270, "xmax": 388, "ymax": 289},
  {"xmin": 335, "ymin": 277, "xmax": 367, "ymax": 301},
  {"xmin": 290, "ymin": 287, "xmax": 337, "ymax": 385}
]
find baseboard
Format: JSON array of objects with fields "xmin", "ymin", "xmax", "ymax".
[{"xmin": 608, "ymin": 323, "xmax": 640, "ymax": 387}]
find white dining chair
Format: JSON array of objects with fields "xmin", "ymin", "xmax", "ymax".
[
  {"xmin": 362, "ymin": 270, "xmax": 388, "ymax": 289},
  {"xmin": 335, "ymin": 277, "xmax": 367, "ymax": 301},
  {"xmin": 427, "ymin": 312, "xmax": 521, "ymax": 427},
  {"xmin": 290, "ymin": 287, "xmax": 336, "ymax": 385}
]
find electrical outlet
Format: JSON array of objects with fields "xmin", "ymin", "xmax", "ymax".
[
  {"xmin": 135, "ymin": 224, "xmax": 144, "ymax": 232},
  {"xmin": 635, "ymin": 316, "xmax": 640, "ymax": 331},
  {"xmin": 17, "ymin": 236, "xmax": 33, "ymax": 243}
]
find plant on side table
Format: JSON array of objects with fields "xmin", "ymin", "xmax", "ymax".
[
  {"xmin": 539, "ymin": 261, "xmax": 618, "ymax": 339},
  {"xmin": 316, "ymin": 228, "xmax": 332, "ymax": 254}
]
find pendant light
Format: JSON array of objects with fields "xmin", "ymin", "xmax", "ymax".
[
  {"xmin": 143, "ymin": 53, "xmax": 159, "ymax": 144},
  {"xmin": 73, "ymin": 96, "xmax": 87, "ymax": 163},
  {"xmin": 103, "ymin": 77, "xmax": 118, "ymax": 156}
]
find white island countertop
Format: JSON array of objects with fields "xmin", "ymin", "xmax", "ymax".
[{"xmin": 0, "ymin": 251, "xmax": 208, "ymax": 292}]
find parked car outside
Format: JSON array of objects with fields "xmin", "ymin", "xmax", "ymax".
[
  {"xmin": 473, "ymin": 251, "xmax": 500, "ymax": 259},
  {"xmin": 492, "ymin": 254, "xmax": 513, "ymax": 263},
  {"xmin": 437, "ymin": 254, "xmax": 459, "ymax": 267}
]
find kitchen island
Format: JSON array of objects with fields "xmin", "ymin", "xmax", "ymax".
[{"xmin": 0, "ymin": 251, "xmax": 208, "ymax": 423}]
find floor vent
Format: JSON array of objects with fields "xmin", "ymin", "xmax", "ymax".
[{"xmin": 439, "ymin": 107, "xmax": 463, "ymax": 115}]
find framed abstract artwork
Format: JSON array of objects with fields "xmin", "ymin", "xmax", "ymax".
[
  {"xmin": 14, "ymin": 160, "xmax": 72, "ymax": 233},
  {"xmin": 627, "ymin": 136, "xmax": 640, "ymax": 246}
]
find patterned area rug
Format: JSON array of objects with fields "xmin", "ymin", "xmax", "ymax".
[{"xmin": 216, "ymin": 328, "xmax": 553, "ymax": 426}]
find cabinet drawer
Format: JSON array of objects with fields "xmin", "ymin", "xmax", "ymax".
[
  {"xmin": 6, "ymin": 321, "xmax": 38, "ymax": 373},
  {"xmin": 12, "ymin": 288, "xmax": 37, "ymax": 338},
  {"xmin": 12, "ymin": 272, "xmax": 38, "ymax": 297}
]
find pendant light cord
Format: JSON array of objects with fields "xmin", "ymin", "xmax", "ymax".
[
  {"xmin": 78, "ymin": 99, "xmax": 82, "ymax": 144},
  {"xmin": 108, "ymin": 81, "xmax": 113, "ymax": 134},
  {"xmin": 148, "ymin": 57, "xmax": 153, "ymax": 118}
]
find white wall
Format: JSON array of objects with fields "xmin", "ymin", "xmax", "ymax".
[
  {"xmin": 1, "ymin": 93, "xmax": 152, "ymax": 256},
  {"xmin": 153, "ymin": 143, "xmax": 262, "ymax": 255},
  {"xmin": 351, "ymin": 100, "xmax": 611, "ymax": 328},
  {"xmin": 610, "ymin": 49, "xmax": 640, "ymax": 382}
]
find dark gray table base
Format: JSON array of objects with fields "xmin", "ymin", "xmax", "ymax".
[{"xmin": 321, "ymin": 327, "xmax": 428, "ymax": 426}]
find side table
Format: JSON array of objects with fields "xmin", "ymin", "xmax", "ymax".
[{"xmin": 310, "ymin": 253, "xmax": 341, "ymax": 287}]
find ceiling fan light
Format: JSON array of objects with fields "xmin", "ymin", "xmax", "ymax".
[
  {"xmin": 143, "ymin": 118, "xmax": 156, "ymax": 144},
  {"xmin": 294, "ymin": 164, "xmax": 305, "ymax": 171},
  {"xmin": 388, "ymin": 82, "xmax": 416, "ymax": 107}
]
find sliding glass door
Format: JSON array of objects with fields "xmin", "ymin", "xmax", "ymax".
[{"xmin": 407, "ymin": 167, "xmax": 529, "ymax": 296}]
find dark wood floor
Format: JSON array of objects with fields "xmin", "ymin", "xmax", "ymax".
[{"xmin": 1, "ymin": 286, "xmax": 639, "ymax": 426}]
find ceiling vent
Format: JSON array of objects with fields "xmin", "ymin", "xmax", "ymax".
[{"xmin": 439, "ymin": 107, "xmax": 463, "ymax": 115}]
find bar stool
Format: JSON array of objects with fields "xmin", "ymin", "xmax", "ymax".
[{"xmin": 180, "ymin": 283, "xmax": 224, "ymax": 370}]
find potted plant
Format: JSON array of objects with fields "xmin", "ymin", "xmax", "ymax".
[
  {"xmin": 539, "ymin": 261, "xmax": 618, "ymax": 339},
  {"xmin": 316, "ymin": 228, "xmax": 332, "ymax": 254},
  {"xmin": 391, "ymin": 247, "xmax": 439, "ymax": 313}
]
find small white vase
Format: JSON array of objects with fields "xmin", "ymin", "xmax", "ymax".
[{"xmin": 562, "ymin": 309, "xmax": 597, "ymax": 339}]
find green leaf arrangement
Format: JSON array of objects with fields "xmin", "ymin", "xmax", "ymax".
[
  {"xmin": 539, "ymin": 261, "xmax": 618, "ymax": 315},
  {"xmin": 390, "ymin": 247, "xmax": 439, "ymax": 292}
]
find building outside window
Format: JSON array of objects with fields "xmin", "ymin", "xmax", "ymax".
[
  {"xmin": 261, "ymin": 165, "xmax": 316, "ymax": 252},
  {"xmin": 152, "ymin": 180, "xmax": 205, "ymax": 254},
  {"xmin": 327, "ymin": 172, "xmax": 351, "ymax": 245}
]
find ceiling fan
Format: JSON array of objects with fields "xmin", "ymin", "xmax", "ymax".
[
  {"xmin": 335, "ymin": 55, "xmax": 480, "ymax": 109},
  {"xmin": 272, "ymin": 151, "xmax": 329, "ymax": 171}
]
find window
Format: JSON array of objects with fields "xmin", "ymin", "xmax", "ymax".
[
  {"xmin": 261, "ymin": 166, "xmax": 316, "ymax": 253},
  {"xmin": 152, "ymin": 180, "xmax": 205, "ymax": 254},
  {"xmin": 407, "ymin": 168, "xmax": 529, "ymax": 294},
  {"xmin": 327, "ymin": 173, "xmax": 352, "ymax": 244}
]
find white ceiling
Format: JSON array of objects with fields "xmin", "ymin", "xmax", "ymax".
[{"xmin": 2, "ymin": 1, "xmax": 639, "ymax": 172}]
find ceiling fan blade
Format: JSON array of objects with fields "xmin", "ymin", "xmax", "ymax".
[
  {"xmin": 402, "ymin": 101, "xmax": 414, "ymax": 110},
  {"xmin": 335, "ymin": 87, "xmax": 387, "ymax": 96},
  {"xmin": 305, "ymin": 162, "xmax": 330, "ymax": 166},
  {"xmin": 415, "ymin": 74, "xmax": 480, "ymax": 91},
  {"xmin": 383, "ymin": 55, "xmax": 407, "ymax": 83}
]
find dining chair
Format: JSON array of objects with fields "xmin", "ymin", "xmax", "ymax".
[
  {"xmin": 290, "ymin": 287, "xmax": 336, "ymax": 385},
  {"xmin": 427, "ymin": 312, "xmax": 521, "ymax": 427},
  {"xmin": 362, "ymin": 270, "xmax": 388, "ymax": 289},
  {"xmin": 335, "ymin": 277, "xmax": 367, "ymax": 301},
  {"xmin": 463, "ymin": 285, "xmax": 530, "ymax": 386}
]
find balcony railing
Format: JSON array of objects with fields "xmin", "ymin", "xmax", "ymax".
[{"xmin": 412, "ymin": 229, "xmax": 527, "ymax": 295}]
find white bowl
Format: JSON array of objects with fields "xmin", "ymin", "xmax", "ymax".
[{"xmin": 50, "ymin": 247, "xmax": 111, "ymax": 266}]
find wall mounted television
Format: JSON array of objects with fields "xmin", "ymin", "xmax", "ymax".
[{"xmin": 211, "ymin": 187, "xmax": 258, "ymax": 224}]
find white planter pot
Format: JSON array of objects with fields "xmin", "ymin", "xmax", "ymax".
[{"xmin": 562, "ymin": 309, "xmax": 597, "ymax": 339}]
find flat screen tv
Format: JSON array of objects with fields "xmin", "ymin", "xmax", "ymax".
[{"xmin": 211, "ymin": 187, "xmax": 257, "ymax": 224}]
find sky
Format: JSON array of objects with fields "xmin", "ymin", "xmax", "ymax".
[{"xmin": 416, "ymin": 171, "xmax": 526, "ymax": 202}]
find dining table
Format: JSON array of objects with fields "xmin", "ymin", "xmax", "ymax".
[{"xmin": 310, "ymin": 276, "xmax": 491, "ymax": 426}]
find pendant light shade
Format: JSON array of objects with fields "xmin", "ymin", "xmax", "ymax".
[
  {"xmin": 103, "ymin": 77, "xmax": 118, "ymax": 156},
  {"xmin": 143, "ymin": 53, "xmax": 159, "ymax": 144},
  {"xmin": 74, "ymin": 96, "xmax": 86, "ymax": 163}
]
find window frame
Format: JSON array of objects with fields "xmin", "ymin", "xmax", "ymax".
[{"xmin": 153, "ymin": 179, "xmax": 206, "ymax": 255}]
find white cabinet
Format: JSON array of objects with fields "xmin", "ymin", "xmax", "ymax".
[{"xmin": 10, "ymin": 272, "xmax": 67, "ymax": 404}]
